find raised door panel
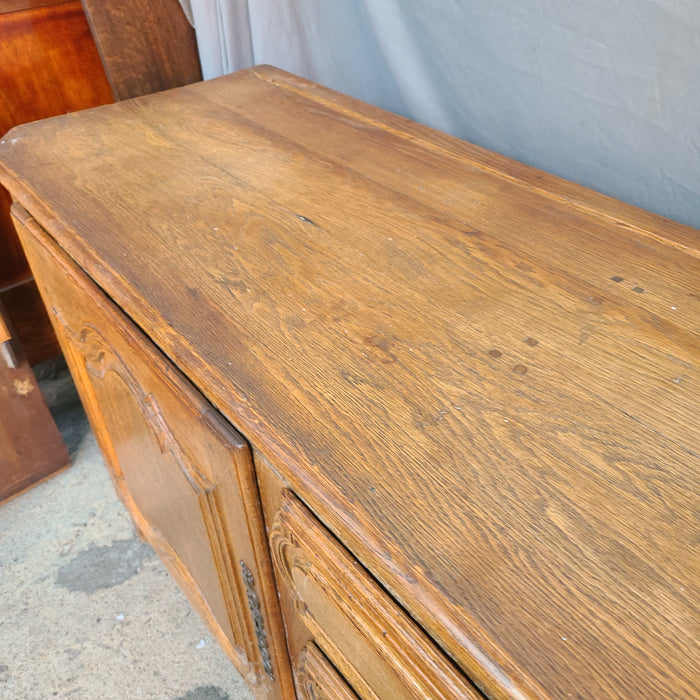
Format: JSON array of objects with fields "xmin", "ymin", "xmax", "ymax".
[
  {"xmin": 65, "ymin": 324, "xmax": 243, "ymax": 650},
  {"xmin": 12, "ymin": 205, "xmax": 293, "ymax": 699}
]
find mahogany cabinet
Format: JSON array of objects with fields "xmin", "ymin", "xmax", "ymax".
[
  {"xmin": 0, "ymin": 0, "xmax": 112, "ymax": 500},
  {"xmin": 0, "ymin": 67, "xmax": 697, "ymax": 699},
  {"xmin": 0, "ymin": 0, "xmax": 112, "ymax": 359}
]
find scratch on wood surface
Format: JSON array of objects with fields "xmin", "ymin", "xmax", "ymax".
[{"xmin": 13, "ymin": 378, "xmax": 33, "ymax": 395}]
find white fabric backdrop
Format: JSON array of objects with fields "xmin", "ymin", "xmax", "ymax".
[{"xmin": 188, "ymin": 0, "xmax": 700, "ymax": 229}]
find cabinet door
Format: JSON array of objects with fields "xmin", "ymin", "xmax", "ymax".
[{"xmin": 12, "ymin": 205, "xmax": 292, "ymax": 699}]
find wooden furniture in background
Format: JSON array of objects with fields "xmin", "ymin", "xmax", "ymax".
[
  {"xmin": 0, "ymin": 0, "xmax": 110, "ymax": 495},
  {"xmin": 1, "ymin": 67, "xmax": 697, "ymax": 699},
  {"xmin": 80, "ymin": 0, "xmax": 202, "ymax": 101},
  {"xmin": 0, "ymin": 0, "xmax": 112, "ymax": 363},
  {"xmin": 0, "ymin": 301, "xmax": 70, "ymax": 503}
]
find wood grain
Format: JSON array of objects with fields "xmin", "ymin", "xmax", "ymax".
[
  {"xmin": 0, "ymin": 67, "xmax": 697, "ymax": 700},
  {"xmin": 81, "ymin": 0, "xmax": 201, "ymax": 101}
]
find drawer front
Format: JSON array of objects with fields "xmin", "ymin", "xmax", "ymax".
[
  {"xmin": 270, "ymin": 490, "xmax": 482, "ymax": 700},
  {"xmin": 0, "ymin": 300, "xmax": 70, "ymax": 501},
  {"xmin": 12, "ymin": 206, "xmax": 292, "ymax": 698},
  {"xmin": 295, "ymin": 643, "xmax": 359, "ymax": 700}
]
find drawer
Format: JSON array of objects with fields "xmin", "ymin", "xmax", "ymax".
[
  {"xmin": 269, "ymin": 490, "xmax": 482, "ymax": 700},
  {"xmin": 295, "ymin": 642, "xmax": 359, "ymax": 700}
]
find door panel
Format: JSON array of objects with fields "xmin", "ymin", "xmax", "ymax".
[{"xmin": 12, "ymin": 204, "xmax": 292, "ymax": 698}]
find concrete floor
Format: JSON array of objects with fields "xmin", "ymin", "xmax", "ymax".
[{"xmin": 0, "ymin": 360, "xmax": 254, "ymax": 700}]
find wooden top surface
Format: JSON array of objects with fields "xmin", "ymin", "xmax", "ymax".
[{"xmin": 1, "ymin": 66, "xmax": 698, "ymax": 699}]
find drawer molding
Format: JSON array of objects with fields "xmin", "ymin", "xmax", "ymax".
[
  {"xmin": 270, "ymin": 491, "xmax": 482, "ymax": 699},
  {"xmin": 296, "ymin": 642, "xmax": 359, "ymax": 700},
  {"xmin": 51, "ymin": 314, "xmax": 257, "ymax": 661}
]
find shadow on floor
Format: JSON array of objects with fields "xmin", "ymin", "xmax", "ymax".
[
  {"xmin": 34, "ymin": 355, "xmax": 91, "ymax": 457},
  {"xmin": 0, "ymin": 358, "xmax": 254, "ymax": 699}
]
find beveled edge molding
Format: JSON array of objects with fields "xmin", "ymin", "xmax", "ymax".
[
  {"xmin": 295, "ymin": 642, "xmax": 359, "ymax": 700},
  {"xmin": 269, "ymin": 490, "xmax": 483, "ymax": 700}
]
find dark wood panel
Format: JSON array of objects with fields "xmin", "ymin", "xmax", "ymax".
[
  {"xmin": 0, "ymin": 186, "xmax": 25, "ymax": 289},
  {"xmin": 0, "ymin": 309, "xmax": 10, "ymax": 346},
  {"xmin": 0, "ymin": 279, "xmax": 61, "ymax": 364},
  {"xmin": 81, "ymin": 0, "xmax": 201, "ymax": 101},
  {"xmin": 0, "ymin": 301, "xmax": 70, "ymax": 503}
]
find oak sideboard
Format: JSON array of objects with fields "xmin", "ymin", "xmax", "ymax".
[{"xmin": 0, "ymin": 66, "xmax": 697, "ymax": 700}]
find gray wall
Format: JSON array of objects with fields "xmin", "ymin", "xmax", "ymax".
[{"xmin": 197, "ymin": 0, "xmax": 700, "ymax": 229}]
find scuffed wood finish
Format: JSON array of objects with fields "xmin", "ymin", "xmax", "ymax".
[
  {"xmin": 0, "ymin": 301, "xmax": 70, "ymax": 503},
  {"xmin": 295, "ymin": 643, "xmax": 359, "ymax": 700},
  {"xmin": 267, "ymin": 485, "xmax": 482, "ymax": 699},
  {"xmin": 12, "ymin": 206, "xmax": 293, "ymax": 699},
  {"xmin": 0, "ymin": 67, "xmax": 698, "ymax": 699},
  {"xmin": 81, "ymin": 0, "xmax": 201, "ymax": 100}
]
